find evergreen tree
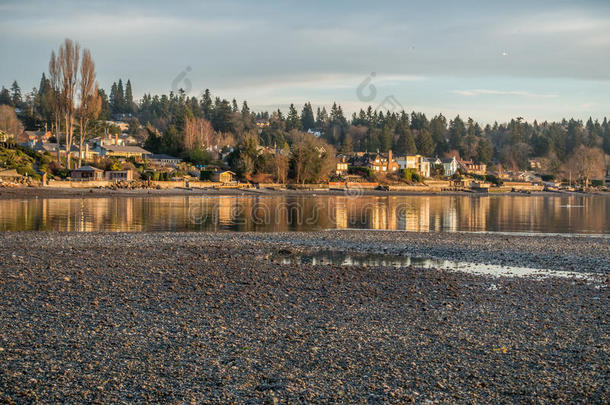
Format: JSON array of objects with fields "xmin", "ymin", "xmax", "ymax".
[
  {"xmin": 300, "ymin": 102, "xmax": 315, "ymax": 131},
  {"xmin": 380, "ymin": 125, "xmax": 393, "ymax": 152},
  {"xmin": 395, "ymin": 125, "xmax": 416, "ymax": 155},
  {"xmin": 286, "ymin": 104, "xmax": 302, "ymax": 131},
  {"xmin": 211, "ymin": 98, "xmax": 234, "ymax": 133},
  {"xmin": 0, "ymin": 87, "xmax": 11, "ymax": 105},
  {"xmin": 125, "ymin": 79, "xmax": 135, "ymax": 114},
  {"xmin": 241, "ymin": 101, "xmax": 250, "ymax": 118},
  {"xmin": 117, "ymin": 79, "xmax": 125, "ymax": 112},
  {"xmin": 10, "ymin": 81, "xmax": 22, "ymax": 107},
  {"xmin": 449, "ymin": 115, "xmax": 465, "ymax": 152},
  {"xmin": 416, "ymin": 129, "xmax": 434, "ymax": 156},
  {"xmin": 201, "ymin": 89, "xmax": 213, "ymax": 120}
]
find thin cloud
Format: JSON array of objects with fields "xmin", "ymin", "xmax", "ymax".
[{"xmin": 451, "ymin": 89, "xmax": 559, "ymax": 98}]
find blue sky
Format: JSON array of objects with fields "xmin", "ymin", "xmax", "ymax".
[{"xmin": 1, "ymin": 0, "xmax": 609, "ymax": 123}]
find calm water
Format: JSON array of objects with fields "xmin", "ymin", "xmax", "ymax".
[{"xmin": 0, "ymin": 194, "xmax": 608, "ymax": 234}]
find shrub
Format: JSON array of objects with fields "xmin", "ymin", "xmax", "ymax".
[
  {"xmin": 200, "ymin": 170, "xmax": 213, "ymax": 181},
  {"xmin": 591, "ymin": 179, "xmax": 604, "ymax": 187},
  {"xmin": 401, "ymin": 168, "xmax": 421, "ymax": 183}
]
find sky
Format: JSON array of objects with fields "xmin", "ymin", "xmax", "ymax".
[{"xmin": 1, "ymin": 0, "xmax": 609, "ymax": 123}]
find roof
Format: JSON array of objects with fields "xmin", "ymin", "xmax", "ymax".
[
  {"xmin": 217, "ymin": 170, "xmax": 235, "ymax": 175},
  {"xmin": 103, "ymin": 145, "xmax": 150, "ymax": 154},
  {"xmin": 147, "ymin": 154, "xmax": 181, "ymax": 160},
  {"xmin": 440, "ymin": 157, "xmax": 456, "ymax": 164},
  {"xmin": 72, "ymin": 165, "xmax": 103, "ymax": 172}
]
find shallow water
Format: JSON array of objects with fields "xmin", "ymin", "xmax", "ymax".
[
  {"xmin": 272, "ymin": 250, "xmax": 601, "ymax": 281},
  {"xmin": 0, "ymin": 194, "xmax": 608, "ymax": 234}
]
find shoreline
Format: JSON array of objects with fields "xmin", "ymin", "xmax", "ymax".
[
  {"xmin": 0, "ymin": 185, "xmax": 604, "ymax": 200},
  {"xmin": 0, "ymin": 231, "xmax": 607, "ymax": 402}
]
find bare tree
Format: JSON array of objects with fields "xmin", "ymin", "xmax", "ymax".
[
  {"xmin": 565, "ymin": 145, "xmax": 606, "ymax": 186},
  {"xmin": 58, "ymin": 39, "xmax": 80, "ymax": 169},
  {"xmin": 48, "ymin": 51, "xmax": 63, "ymax": 164},
  {"xmin": 184, "ymin": 116, "xmax": 214, "ymax": 151},
  {"xmin": 0, "ymin": 105, "xmax": 24, "ymax": 137},
  {"xmin": 77, "ymin": 49, "xmax": 101, "ymax": 167}
]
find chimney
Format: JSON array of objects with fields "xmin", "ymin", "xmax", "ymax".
[
  {"xmin": 388, "ymin": 149, "xmax": 392, "ymax": 170},
  {"xmin": 115, "ymin": 132, "xmax": 119, "ymax": 146}
]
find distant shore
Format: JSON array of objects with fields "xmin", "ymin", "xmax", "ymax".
[{"xmin": 0, "ymin": 185, "xmax": 600, "ymax": 200}]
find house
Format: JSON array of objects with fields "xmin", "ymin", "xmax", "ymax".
[
  {"xmin": 396, "ymin": 154, "xmax": 431, "ymax": 178},
  {"xmin": 212, "ymin": 170, "xmax": 235, "ymax": 183},
  {"xmin": 100, "ymin": 145, "xmax": 150, "ymax": 159},
  {"xmin": 146, "ymin": 154, "xmax": 182, "ymax": 167},
  {"xmin": 31, "ymin": 141, "xmax": 59, "ymax": 154},
  {"xmin": 0, "ymin": 131, "xmax": 13, "ymax": 144},
  {"xmin": 368, "ymin": 150, "xmax": 400, "ymax": 173},
  {"xmin": 459, "ymin": 160, "xmax": 487, "ymax": 175},
  {"xmin": 23, "ymin": 131, "xmax": 52, "ymax": 142},
  {"xmin": 335, "ymin": 155, "xmax": 349, "ymax": 175},
  {"xmin": 433, "ymin": 156, "xmax": 459, "ymax": 177},
  {"xmin": 71, "ymin": 166, "xmax": 104, "ymax": 181},
  {"xmin": 0, "ymin": 169, "xmax": 22, "ymax": 181},
  {"xmin": 105, "ymin": 170, "xmax": 133, "ymax": 181}
]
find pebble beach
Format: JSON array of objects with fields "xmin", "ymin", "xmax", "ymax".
[{"xmin": 0, "ymin": 231, "xmax": 608, "ymax": 403}]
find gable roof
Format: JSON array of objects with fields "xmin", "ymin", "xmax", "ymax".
[
  {"xmin": 73, "ymin": 165, "xmax": 103, "ymax": 172},
  {"xmin": 103, "ymin": 145, "xmax": 150, "ymax": 154}
]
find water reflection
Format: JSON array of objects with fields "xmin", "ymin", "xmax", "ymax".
[
  {"xmin": 272, "ymin": 250, "xmax": 600, "ymax": 280},
  {"xmin": 0, "ymin": 194, "xmax": 608, "ymax": 234}
]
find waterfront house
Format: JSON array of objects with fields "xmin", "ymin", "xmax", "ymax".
[
  {"xmin": 105, "ymin": 170, "xmax": 134, "ymax": 181},
  {"xmin": 459, "ymin": 160, "xmax": 487, "ymax": 175},
  {"xmin": 212, "ymin": 170, "xmax": 235, "ymax": 183},
  {"xmin": 71, "ymin": 166, "xmax": 104, "ymax": 181},
  {"xmin": 396, "ymin": 154, "xmax": 431, "ymax": 178},
  {"xmin": 100, "ymin": 145, "xmax": 150, "ymax": 160},
  {"xmin": 335, "ymin": 155, "xmax": 349, "ymax": 175},
  {"xmin": 432, "ymin": 156, "xmax": 459, "ymax": 177},
  {"xmin": 146, "ymin": 154, "xmax": 182, "ymax": 167},
  {"xmin": 368, "ymin": 150, "xmax": 399, "ymax": 173}
]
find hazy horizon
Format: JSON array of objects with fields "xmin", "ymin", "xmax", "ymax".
[{"xmin": 1, "ymin": 0, "xmax": 609, "ymax": 124}]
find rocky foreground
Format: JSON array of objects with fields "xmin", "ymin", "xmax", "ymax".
[{"xmin": 0, "ymin": 231, "xmax": 608, "ymax": 403}]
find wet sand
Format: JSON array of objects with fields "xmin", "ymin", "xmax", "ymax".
[{"xmin": 0, "ymin": 231, "xmax": 607, "ymax": 403}]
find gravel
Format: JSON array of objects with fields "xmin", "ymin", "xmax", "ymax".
[{"xmin": 0, "ymin": 231, "xmax": 608, "ymax": 403}]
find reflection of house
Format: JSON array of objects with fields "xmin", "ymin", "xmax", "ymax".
[
  {"xmin": 105, "ymin": 170, "xmax": 133, "ymax": 181},
  {"xmin": 100, "ymin": 145, "xmax": 150, "ymax": 159},
  {"xmin": 71, "ymin": 166, "xmax": 104, "ymax": 180},
  {"xmin": 146, "ymin": 154, "xmax": 182, "ymax": 167},
  {"xmin": 212, "ymin": 170, "xmax": 235, "ymax": 183},
  {"xmin": 368, "ymin": 150, "xmax": 399, "ymax": 173},
  {"xmin": 396, "ymin": 154, "xmax": 431, "ymax": 178}
]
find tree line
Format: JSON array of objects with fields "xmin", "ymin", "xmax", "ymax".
[{"xmin": 1, "ymin": 38, "xmax": 609, "ymax": 181}]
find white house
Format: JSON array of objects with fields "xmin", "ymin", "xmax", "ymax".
[{"xmin": 433, "ymin": 157, "xmax": 459, "ymax": 177}]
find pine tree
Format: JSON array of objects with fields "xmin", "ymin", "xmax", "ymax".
[
  {"xmin": 396, "ymin": 125, "xmax": 416, "ymax": 155},
  {"xmin": 10, "ymin": 81, "xmax": 22, "ymax": 107},
  {"xmin": 300, "ymin": 102, "xmax": 315, "ymax": 131},
  {"xmin": 416, "ymin": 129, "xmax": 434, "ymax": 156},
  {"xmin": 0, "ymin": 87, "xmax": 11, "ymax": 105},
  {"xmin": 201, "ymin": 89, "xmax": 212, "ymax": 120},
  {"xmin": 125, "ymin": 79, "xmax": 134, "ymax": 114},
  {"xmin": 286, "ymin": 104, "xmax": 302, "ymax": 131}
]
